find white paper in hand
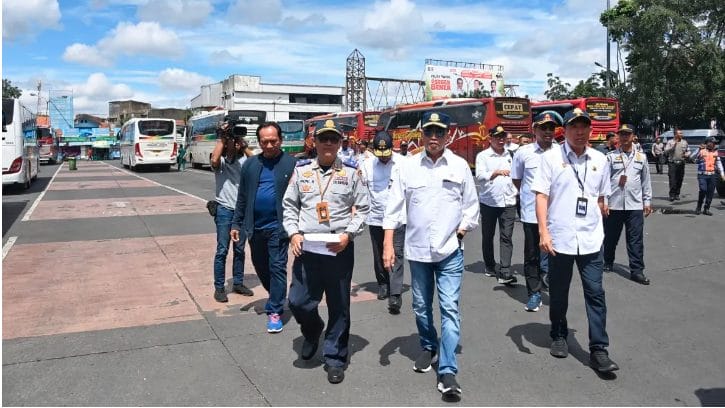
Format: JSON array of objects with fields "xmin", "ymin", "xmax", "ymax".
[{"xmin": 302, "ymin": 233, "xmax": 341, "ymax": 257}]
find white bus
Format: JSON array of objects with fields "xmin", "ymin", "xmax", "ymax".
[
  {"xmin": 119, "ymin": 117, "xmax": 177, "ymax": 171},
  {"xmin": 187, "ymin": 109, "xmax": 266, "ymax": 169},
  {"xmin": 2, "ymin": 98, "xmax": 39, "ymax": 189}
]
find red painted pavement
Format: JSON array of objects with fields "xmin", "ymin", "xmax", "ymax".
[{"xmin": 28, "ymin": 196, "xmax": 207, "ymax": 220}]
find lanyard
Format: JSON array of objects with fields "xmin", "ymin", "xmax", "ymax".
[
  {"xmin": 619, "ymin": 149, "xmax": 634, "ymax": 171},
  {"xmin": 562, "ymin": 145, "xmax": 587, "ymax": 195},
  {"xmin": 315, "ymin": 166, "xmax": 335, "ymax": 202}
]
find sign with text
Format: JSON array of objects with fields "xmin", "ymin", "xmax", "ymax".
[{"xmin": 424, "ymin": 64, "xmax": 505, "ymax": 100}]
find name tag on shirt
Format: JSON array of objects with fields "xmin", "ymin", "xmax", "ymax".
[{"xmin": 576, "ymin": 197, "xmax": 588, "ymax": 216}]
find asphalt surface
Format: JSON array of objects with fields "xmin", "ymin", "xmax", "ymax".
[{"xmin": 2, "ymin": 159, "xmax": 725, "ymax": 406}]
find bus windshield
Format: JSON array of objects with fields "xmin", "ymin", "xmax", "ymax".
[
  {"xmin": 138, "ymin": 120, "xmax": 175, "ymax": 138},
  {"xmin": 279, "ymin": 120, "xmax": 304, "ymax": 141}
]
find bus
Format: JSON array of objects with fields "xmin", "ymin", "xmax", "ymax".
[
  {"xmin": 278, "ymin": 119, "xmax": 305, "ymax": 155},
  {"xmin": 187, "ymin": 109, "xmax": 225, "ymax": 169},
  {"xmin": 119, "ymin": 117, "xmax": 178, "ymax": 171},
  {"xmin": 531, "ymin": 97, "xmax": 620, "ymax": 145},
  {"xmin": 2, "ymin": 98, "xmax": 39, "ymax": 189},
  {"xmin": 380, "ymin": 97, "xmax": 532, "ymax": 167},
  {"xmin": 304, "ymin": 111, "xmax": 380, "ymax": 144},
  {"xmin": 37, "ymin": 114, "xmax": 61, "ymax": 164},
  {"xmin": 225, "ymin": 110, "xmax": 266, "ymax": 153}
]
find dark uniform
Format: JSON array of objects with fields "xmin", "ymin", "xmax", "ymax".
[{"xmin": 282, "ymin": 120, "xmax": 369, "ymax": 383}]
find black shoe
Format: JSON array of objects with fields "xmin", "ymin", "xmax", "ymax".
[
  {"xmin": 550, "ymin": 338, "xmax": 568, "ymax": 358},
  {"xmin": 388, "ymin": 294, "xmax": 402, "ymax": 315},
  {"xmin": 325, "ymin": 365, "xmax": 345, "ymax": 384},
  {"xmin": 631, "ymin": 273, "xmax": 650, "ymax": 285},
  {"xmin": 703, "ymin": 209, "xmax": 713, "ymax": 216},
  {"xmin": 377, "ymin": 284, "xmax": 389, "ymax": 300},
  {"xmin": 669, "ymin": 196, "xmax": 676, "ymax": 202},
  {"xmin": 695, "ymin": 208, "xmax": 702, "ymax": 215},
  {"xmin": 497, "ymin": 275, "xmax": 517, "ymax": 285},
  {"xmin": 214, "ymin": 288, "xmax": 228, "ymax": 303},
  {"xmin": 300, "ymin": 317, "xmax": 324, "ymax": 360},
  {"xmin": 590, "ymin": 350, "xmax": 619, "ymax": 373},
  {"xmin": 232, "ymin": 284, "xmax": 254, "ymax": 296},
  {"xmin": 413, "ymin": 349, "xmax": 438, "ymax": 373},
  {"xmin": 437, "ymin": 373, "xmax": 462, "ymax": 401},
  {"xmin": 675, "ymin": 195, "xmax": 681, "ymax": 201},
  {"xmin": 603, "ymin": 263, "xmax": 613, "ymax": 272}
]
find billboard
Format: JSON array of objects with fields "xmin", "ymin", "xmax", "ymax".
[{"xmin": 424, "ymin": 64, "xmax": 505, "ymax": 101}]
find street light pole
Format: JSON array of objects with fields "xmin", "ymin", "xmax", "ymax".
[{"xmin": 605, "ymin": 0, "xmax": 611, "ymax": 95}]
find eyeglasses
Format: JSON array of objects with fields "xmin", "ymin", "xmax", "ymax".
[
  {"xmin": 538, "ymin": 123, "xmax": 556, "ymax": 131},
  {"xmin": 422, "ymin": 127, "xmax": 447, "ymax": 138},
  {"xmin": 317, "ymin": 134, "xmax": 341, "ymax": 144}
]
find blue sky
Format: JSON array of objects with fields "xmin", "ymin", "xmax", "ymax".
[{"xmin": 2, "ymin": 0, "xmax": 612, "ymax": 116}]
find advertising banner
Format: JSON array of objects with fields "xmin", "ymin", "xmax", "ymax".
[{"xmin": 424, "ymin": 64, "xmax": 505, "ymax": 101}]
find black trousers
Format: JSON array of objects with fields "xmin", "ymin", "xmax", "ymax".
[
  {"xmin": 288, "ymin": 243, "xmax": 354, "ymax": 368},
  {"xmin": 522, "ymin": 222, "xmax": 543, "ymax": 296},
  {"xmin": 668, "ymin": 161, "xmax": 685, "ymax": 198},
  {"xmin": 369, "ymin": 225, "xmax": 406, "ymax": 295},
  {"xmin": 697, "ymin": 174, "xmax": 718, "ymax": 210},
  {"xmin": 480, "ymin": 204, "xmax": 516, "ymax": 276},
  {"xmin": 603, "ymin": 210, "xmax": 645, "ymax": 274}
]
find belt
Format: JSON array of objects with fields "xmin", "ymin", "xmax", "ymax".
[
  {"xmin": 672, "ymin": 160, "xmax": 684, "ymax": 164},
  {"xmin": 699, "ymin": 171, "xmax": 715, "ymax": 175}
]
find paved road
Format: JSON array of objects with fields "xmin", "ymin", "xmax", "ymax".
[{"xmin": 3, "ymin": 159, "xmax": 724, "ymax": 406}]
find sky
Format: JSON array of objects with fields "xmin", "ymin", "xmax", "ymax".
[{"xmin": 2, "ymin": 0, "xmax": 614, "ymax": 116}]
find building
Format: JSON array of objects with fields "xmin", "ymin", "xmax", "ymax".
[
  {"xmin": 190, "ymin": 74, "xmax": 345, "ymax": 121},
  {"xmin": 108, "ymin": 100, "xmax": 151, "ymax": 126}
]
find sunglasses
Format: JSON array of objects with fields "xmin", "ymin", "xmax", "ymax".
[
  {"xmin": 538, "ymin": 123, "xmax": 556, "ymax": 131},
  {"xmin": 317, "ymin": 134, "xmax": 341, "ymax": 144},
  {"xmin": 422, "ymin": 127, "xmax": 447, "ymax": 138}
]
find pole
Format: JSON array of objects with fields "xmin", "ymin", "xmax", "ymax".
[{"xmin": 606, "ymin": 0, "xmax": 611, "ymax": 95}]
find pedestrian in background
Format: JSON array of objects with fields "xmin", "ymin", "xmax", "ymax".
[
  {"xmin": 693, "ymin": 137, "xmax": 725, "ymax": 216},
  {"xmin": 651, "ymin": 137, "xmax": 665, "ymax": 174},
  {"xmin": 664, "ymin": 128, "xmax": 690, "ymax": 201},
  {"xmin": 383, "ymin": 112, "xmax": 479, "ymax": 401},
  {"xmin": 399, "ymin": 140, "xmax": 409, "ymax": 156},
  {"xmin": 360, "ymin": 131, "xmax": 406, "ymax": 314},
  {"xmin": 211, "ymin": 124, "xmax": 254, "ymax": 303},
  {"xmin": 282, "ymin": 120, "xmax": 369, "ymax": 384},
  {"xmin": 532, "ymin": 108, "xmax": 619, "ymax": 374},
  {"xmin": 511, "ymin": 110, "xmax": 562, "ymax": 312},
  {"xmin": 177, "ymin": 144, "xmax": 187, "ymax": 171},
  {"xmin": 603, "ymin": 124, "xmax": 653, "ymax": 285},
  {"xmin": 475, "ymin": 125, "xmax": 518, "ymax": 285},
  {"xmin": 231, "ymin": 122, "xmax": 296, "ymax": 333}
]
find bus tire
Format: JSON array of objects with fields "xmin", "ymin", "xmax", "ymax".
[{"xmin": 23, "ymin": 167, "xmax": 31, "ymax": 190}]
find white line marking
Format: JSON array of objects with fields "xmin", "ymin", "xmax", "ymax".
[
  {"xmin": 3, "ymin": 236, "xmax": 18, "ymax": 260},
  {"xmin": 111, "ymin": 164, "xmax": 207, "ymax": 202},
  {"xmin": 21, "ymin": 164, "xmax": 63, "ymax": 222}
]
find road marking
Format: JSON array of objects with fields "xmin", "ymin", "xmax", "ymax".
[
  {"xmin": 3, "ymin": 236, "xmax": 18, "ymax": 260},
  {"xmin": 21, "ymin": 164, "xmax": 63, "ymax": 222},
  {"xmin": 112, "ymin": 164, "xmax": 207, "ymax": 202}
]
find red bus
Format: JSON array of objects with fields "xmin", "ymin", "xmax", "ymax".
[
  {"xmin": 304, "ymin": 111, "xmax": 381, "ymax": 143},
  {"xmin": 378, "ymin": 97, "xmax": 532, "ymax": 167},
  {"xmin": 531, "ymin": 97, "xmax": 619, "ymax": 144}
]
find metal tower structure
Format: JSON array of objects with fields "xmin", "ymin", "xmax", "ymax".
[
  {"xmin": 365, "ymin": 77, "xmax": 425, "ymax": 111},
  {"xmin": 346, "ymin": 49, "xmax": 366, "ymax": 112}
]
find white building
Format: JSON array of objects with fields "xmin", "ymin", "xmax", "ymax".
[{"xmin": 190, "ymin": 74, "xmax": 345, "ymax": 121}]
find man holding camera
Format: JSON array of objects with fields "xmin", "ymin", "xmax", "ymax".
[{"xmin": 211, "ymin": 122, "xmax": 254, "ymax": 303}]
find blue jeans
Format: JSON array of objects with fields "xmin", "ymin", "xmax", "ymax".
[
  {"xmin": 409, "ymin": 249, "xmax": 464, "ymax": 375},
  {"xmin": 214, "ymin": 205, "xmax": 245, "ymax": 290},
  {"xmin": 250, "ymin": 228, "xmax": 289, "ymax": 315},
  {"xmin": 548, "ymin": 251, "xmax": 609, "ymax": 351}
]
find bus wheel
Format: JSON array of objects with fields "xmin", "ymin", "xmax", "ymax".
[{"xmin": 23, "ymin": 168, "xmax": 31, "ymax": 190}]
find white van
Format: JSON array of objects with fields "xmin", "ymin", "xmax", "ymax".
[
  {"xmin": 2, "ymin": 98, "xmax": 39, "ymax": 189},
  {"xmin": 660, "ymin": 128, "xmax": 725, "ymax": 162},
  {"xmin": 119, "ymin": 118, "xmax": 178, "ymax": 171}
]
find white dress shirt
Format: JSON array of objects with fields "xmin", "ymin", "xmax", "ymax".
[
  {"xmin": 531, "ymin": 143, "xmax": 611, "ymax": 256},
  {"xmin": 383, "ymin": 149, "xmax": 480, "ymax": 262},
  {"xmin": 511, "ymin": 142, "xmax": 549, "ymax": 224},
  {"xmin": 360, "ymin": 153, "xmax": 404, "ymax": 226},
  {"xmin": 475, "ymin": 147, "xmax": 518, "ymax": 207}
]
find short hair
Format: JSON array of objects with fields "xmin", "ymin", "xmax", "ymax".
[
  {"xmin": 256, "ymin": 121, "xmax": 282, "ymax": 141},
  {"xmin": 606, "ymin": 132, "xmax": 616, "ymax": 139}
]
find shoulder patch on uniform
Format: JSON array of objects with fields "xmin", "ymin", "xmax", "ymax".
[
  {"xmin": 296, "ymin": 159, "xmax": 311, "ymax": 167},
  {"xmin": 342, "ymin": 159, "xmax": 358, "ymax": 169}
]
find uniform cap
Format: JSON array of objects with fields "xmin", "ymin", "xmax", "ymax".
[
  {"xmin": 563, "ymin": 108, "xmax": 591, "ymax": 126},
  {"xmin": 533, "ymin": 110, "xmax": 563, "ymax": 127},
  {"xmin": 372, "ymin": 131, "xmax": 393, "ymax": 157},
  {"xmin": 489, "ymin": 124, "xmax": 507, "ymax": 137},
  {"xmin": 421, "ymin": 111, "xmax": 451, "ymax": 129},
  {"xmin": 400, "ymin": 140, "xmax": 409, "ymax": 146},
  {"xmin": 314, "ymin": 119, "xmax": 342, "ymax": 138},
  {"xmin": 617, "ymin": 124, "xmax": 635, "ymax": 134}
]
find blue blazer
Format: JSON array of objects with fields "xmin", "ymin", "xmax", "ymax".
[{"xmin": 231, "ymin": 152, "xmax": 297, "ymax": 238}]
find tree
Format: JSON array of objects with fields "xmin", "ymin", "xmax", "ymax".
[
  {"xmin": 2, "ymin": 79, "xmax": 22, "ymax": 98},
  {"xmin": 544, "ymin": 73, "xmax": 572, "ymax": 100}
]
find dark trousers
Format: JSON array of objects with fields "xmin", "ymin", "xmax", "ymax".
[
  {"xmin": 480, "ymin": 204, "xmax": 516, "ymax": 276},
  {"xmin": 668, "ymin": 161, "xmax": 685, "ymax": 198},
  {"xmin": 369, "ymin": 225, "xmax": 406, "ymax": 295},
  {"xmin": 548, "ymin": 251, "xmax": 609, "ymax": 351},
  {"xmin": 603, "ymin": 210, "xmax": 645, "ymax": 274},
  {"xmin": 288, "ymin": 243, "xmax": 354, "ymax": 368},
  {"xmin": 654, "ymin": 154, "xmax": 664, "ymax": 174},
  {"xmin": 697, "ymin": 174, "xmax": 718, "ymax": 210},
  {"xmin": 522, "ymin": 222, "xmax": 543, "ymax": 296},
  {"xmin": 249, "ymin": 228, "xmax": 289, "ymax": 315}
]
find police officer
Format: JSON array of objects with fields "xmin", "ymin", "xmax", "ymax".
[
  {"xmin": 694, "ymin": 136, "xmax": 725, "ymax": 215},
  {"xmin": 282, "ymin": 119, "xmax": 370, "ymax": 385},
  {"xmin": 602, "ymin": 124, "xmax": 653, "ymax": 285}
]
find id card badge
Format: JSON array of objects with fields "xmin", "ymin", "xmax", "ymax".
[
  {"xmin": 618, "ymin": 175, "xmax": 628, "ymax": 187},
  {"xmin": 576, "ymin": 197, "xmax": 588, "ymax": 216},
  {"xmin": 316, "ymin": 201, "xmax": 330, "ymax": 223}
]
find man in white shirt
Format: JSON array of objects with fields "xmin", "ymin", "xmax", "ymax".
[
  {"xmin": 532, "ymin": 108, "xmax": 620, "ymax": 374},
  {"xmin": 511, "ymin": 110, "xmax": 562, "ymax": 312},
  {"xmin": 475, "ymin": 125, "xmax": 518, "ymax": 285},
  {"xmin": 504, "ymin": 132, "xmax": 519, "ymax": 153},
  {"xmin": 337, "ymin": 136, "xmax": 356, "ymax": 164},
  {"xmin": 382, "ymin": 111, "xmax": 479, "ymax": 401},
  {"xmin": 360, "ymin": 131, "xmax": 406, "ymax": 314}
]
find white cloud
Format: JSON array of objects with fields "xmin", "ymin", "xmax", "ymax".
[
  {"xmin": 157, "ymin": 68, "xmax": 214, "ymax": 92},
  {"xmin": 348, "ymin": 0, "xmax": 429, "ymax": 58},
  {"xmin": 226, "ymin": 0, "xmax": 282, "ymax": 25},
  {"xmin": 3, "ymin": 0, "xmax": 61, "ymax": 41},
  {"xmin": 62, "ymin": 21, "xmax": 183, "ymax": 66},
  {"xmin": 137, "ymin": 0, "xmax": 213, "ymax": 27}
]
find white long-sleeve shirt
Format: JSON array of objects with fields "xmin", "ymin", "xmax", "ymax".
[
  {"xmin": 359, "ymin": 153, "xmax": 405, "ymax": 226},
  {"xmin": 475, "ymin": 147, "xmax": 518, "ymax": 207},
  {"xmin": 383, "ymin": 149, "xmax": 479, "ymax": 262}
]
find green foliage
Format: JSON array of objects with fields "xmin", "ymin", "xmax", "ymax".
[
  {"xmin": 544, "ymin": 73, "xmax": 572, "ymax": 100},
  {"xmin": 2, "ymin": 79, "xmax": 22, "ymax": 99}
]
